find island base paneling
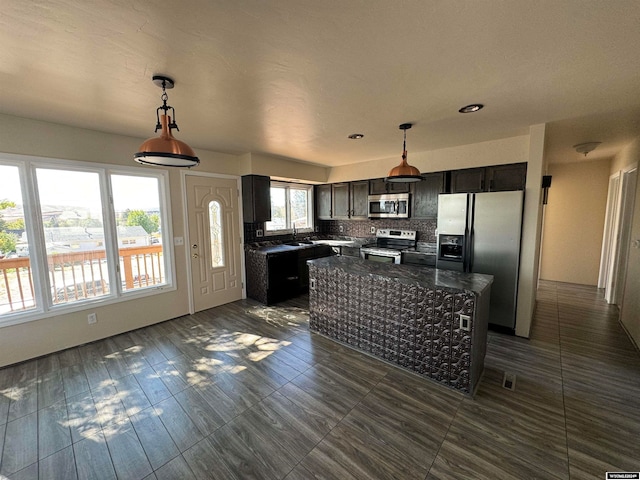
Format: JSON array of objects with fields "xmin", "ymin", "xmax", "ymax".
[{"xmin": 308, "ymin": 256, "xmax": 491, "ymax": 395}]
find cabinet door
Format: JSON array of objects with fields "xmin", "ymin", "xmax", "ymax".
[
  {"xmin": 487, "ymin": 163, "xmax": 527, "ymax": 191},
  {"xmin": 411, "ymin": 172, "xmax": 444, "ymax": 218},
  {"xmin": 267, "ymin": 251, "xmax": 298, "ymax": 304},
  {"xmin": 387, "ymin": 181, "xmax": 410, "ymax": 194},
  {"xmin": 241, "ymin": 175, "xmax": 271, "ymax": 222},
  {"xmin": 350, "ymin": 180, "xmax": 369, "ymax": 219},
  {"xmin": 332, "ymin": 183, "xmax": 350, "ymax": 219},
  {"xmin": 369, "ymin": 178, "xmax": 388, "ymax": 195},
  {"xmin": 316, "ymin": 184, "xmax": 332, "ymax": 219},
  {"xmin": 450, "ymin": 168, "xmax": 486, "ymax": 193}
]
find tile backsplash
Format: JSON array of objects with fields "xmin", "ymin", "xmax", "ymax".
[
  {"xmin": 319, "ymin": 218, "xmax": 437, "ymax": 243},
  {"xmin": 244, "ymin": 218, "xmax": 437, "ymax": 244}
]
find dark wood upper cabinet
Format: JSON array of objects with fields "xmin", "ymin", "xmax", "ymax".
[
  {"xmin": 316, "ymin": 184, "xmax": 332, "ymax": 220},
  {"xmin": 387, "ymin": 181, "xmax": 411, "ymax": 194},
  {"xmin": 332, "ymin": 183, "xmax": 350, "ymax": 219},
  {"xmin": 350, "ymin": 180, "xmax": 369, "ymax": 219},
  {"xmin": 369, "ymin": 178, "xmax": 388, "ymax": 195},
  {"xmin": 369, "ymin": 178, "xmax": 410, "ymax": 194},
  {"xmin": 486, "ymin": 163, "xmax": 527, "ymax": 191},
  {"xmin": 241, "ymin": 175, "xmax": 271, "ymax": 222},
  {"xmin": 411, "ymin": 172, "xmax": 444, "ymax": 218},
  {"xmin": 314, "ymin": 163, "xmax": 527, "ymax": 221},
  {"xmin": 450, "ymin": 168, "xmax": 486, "ymax": 193},
  {"xmin": 316, "ymin": 181, "xmax": 370, "ymax": 220}
]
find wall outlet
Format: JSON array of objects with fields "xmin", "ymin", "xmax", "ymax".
[
  {"xmin": 87, "ymin": 313, "xmax": 97, "ymax": 325},
  {"xmin": 459, "ymin": 314, "xmax": 471, "ymax": 331},
  {"xmin": 370, "ymin": 226, "xmax": 376, "ymax": 234},
  {"xmin": 339, "ymin": 225, "xmax": 344, "ymax": 233},
  {"xmin": 310, "ymin": 278, "xmax": 316, "ymax": 289},
  {"xmin": 315, "ymin": 226, "xmax": 319, "ymax": 232},
  {"xmin": 256, "ymin": 229, "xmax": 264, "ymax": 237}
]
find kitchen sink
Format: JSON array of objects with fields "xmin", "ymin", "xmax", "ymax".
[{"xmin": 285, "ymin": 240, "xmax": 314, "ymax": 246}]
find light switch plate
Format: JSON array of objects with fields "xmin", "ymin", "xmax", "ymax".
[{"xmin": 256, "ymin": 229, "xmax": 264, "ymax": 237}]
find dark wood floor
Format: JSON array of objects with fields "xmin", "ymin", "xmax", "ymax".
[{"xmin": 0, "ymin": 280, "xmax": 639, "ymax": 479}]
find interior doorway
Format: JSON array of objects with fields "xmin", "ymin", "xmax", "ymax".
[
  {"xmin": 599, "ymin": 166, "xmax": 638, "ymax": 304},
  {"xmin": 184, "ymin": 173, "xmax": 244, "ymax": 312}
]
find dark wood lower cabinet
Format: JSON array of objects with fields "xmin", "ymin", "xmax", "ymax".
[{"xmin": 246, "ymin": 245, "xmax": 332, "ymax": 305}]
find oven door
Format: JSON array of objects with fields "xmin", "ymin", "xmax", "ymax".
[{"xmin": 360, "ymin": 249, "xmax": 401, "ymax": 264}]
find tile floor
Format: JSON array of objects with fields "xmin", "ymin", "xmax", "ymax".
[{"xmin": 0, "ymin": 280, "xmax": 638, "ymax": 479}]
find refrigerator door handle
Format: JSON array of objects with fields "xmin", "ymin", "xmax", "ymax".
[{"xmin": 468, "ymin": 227, "xmax": 474, "ymax": 272}]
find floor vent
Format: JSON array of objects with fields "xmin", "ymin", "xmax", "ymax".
[{"xmin": 502, "ymin": 372, "xmax": 517, "ymax": 391}]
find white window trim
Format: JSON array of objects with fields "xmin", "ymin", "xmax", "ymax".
[
  {"xmin": 0, "ymin": 153, "xmax": 176, "ymax": 328},
  {"xmin": 265, "ymin": 181, "xmax": 314, "ymax": 236}
]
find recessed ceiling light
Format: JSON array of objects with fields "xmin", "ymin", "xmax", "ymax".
[
  {"xmin": 348, "ymin": 133, "xmax": 364, "ymax": 139},
  {"xmin": 458, "ymin": 104, "xmax": 484, "ymax": 113}
]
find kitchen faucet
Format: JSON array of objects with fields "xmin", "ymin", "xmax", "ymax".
[{"xmin": 292, "ymin": 222, "xmax": 297, "ymax": 241}]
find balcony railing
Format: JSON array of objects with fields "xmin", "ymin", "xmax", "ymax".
[{"xmin": 0, "ymin": 245, "xmax": 164, "ymax": 315}]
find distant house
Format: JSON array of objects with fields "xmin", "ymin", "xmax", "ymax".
[{"xmin": 21, "ymin": 226, "xmax": 150, "ymax": 254}]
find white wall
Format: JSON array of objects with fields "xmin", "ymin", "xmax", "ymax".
[
  {"xmin": 515, "ymin": 124, "xmax": 546, "ymax": 338},
  {"xmin": 539, "ymin": 159, "xmax": 611, "ymax": 285},
  {"xmin": 611, "ymin": 137, "xmax": 640, "ymax": 348}
]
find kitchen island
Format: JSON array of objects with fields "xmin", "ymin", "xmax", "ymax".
[{"xmin": 307, "ymin": 256, "xmax": 493, "ymax": 395}]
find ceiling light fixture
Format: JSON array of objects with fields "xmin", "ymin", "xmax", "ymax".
[
  {"xmin": 385, "ymin": 123, "xmax": 422, "ymax": 183},
  {"xmin": 348, "ymin": 133, "xmax": 365, "ymax": 139},
  {"xmin": 573, "ymin": 142, "xmax": 601, "ymax": 157},
  {"xmin": 134, "ymin": 75, "xmax": 200, "ymax": 168},
  {"xmin": 458, "ymin": 104, "xmax": 484, "ymax": 113}
]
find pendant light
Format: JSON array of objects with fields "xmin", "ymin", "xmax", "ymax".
[
  {"xmin": 385, "ymin": 123, "xmax": 422, "ymax": 183},
  {"xmin": 134, "ymin": 75, "xmax": 200, "ymax": 168}
]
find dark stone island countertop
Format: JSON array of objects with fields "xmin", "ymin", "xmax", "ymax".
[{"xmin": 307, "ymin": 255, "xmax": 493, "ymax": 295}]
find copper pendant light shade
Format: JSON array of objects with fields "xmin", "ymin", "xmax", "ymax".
[
  {"xmin": 134, "ymin": 75, "xmax": 200, "ymax": 168},
  {"xmin": 385, "ymin": 123, "xmax": 422, "ymax": 183}
]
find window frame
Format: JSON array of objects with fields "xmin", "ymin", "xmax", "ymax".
[
  {"xmin": 265, "ymin": 181, "xmax": 314, "ymax": 236},
  {"xmin": 0, "ymin": 153, "xmax": 176, "ymax": 328}
]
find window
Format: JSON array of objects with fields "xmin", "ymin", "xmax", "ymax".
[
  {"xmin": 265, "ymin": 182, "xmax": 314, "ymax": 234},
  {"xmin": 208, "ymin": 201, "xmax": 224, "ymax": 268},
  {"xmin": 0, "ymin": 154, "xmax": 173, "ymax": 326}
]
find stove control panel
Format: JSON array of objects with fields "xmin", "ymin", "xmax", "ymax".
[{"xmin": 376, "ymin": 229, "xmax": 417, "ymax": 240}]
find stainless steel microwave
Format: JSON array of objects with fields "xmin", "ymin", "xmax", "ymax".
[{"xmin": 368, "ymin": 193, "xmax": 410, "ymax": 218}]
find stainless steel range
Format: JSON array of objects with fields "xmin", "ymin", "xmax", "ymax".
[{"xmin": 360, "ymin": 229, "xmax": 417, "ymax": 264}]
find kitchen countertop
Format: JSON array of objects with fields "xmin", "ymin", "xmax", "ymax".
[
  {"xmin": 247, "ymin": 236, "xmax": 371, "ymax": 255},
  {"xmin": 252, "ymin": 242, "xmax": 322, "ymax": 255},
  {"xmin": 307, "ymin": 255, "xmax": 492, "ymax": 295}
]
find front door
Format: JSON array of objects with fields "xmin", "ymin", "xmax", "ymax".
[{"xmin": 185, "ymin": 174, "xmax": 243, "ymax": 312}]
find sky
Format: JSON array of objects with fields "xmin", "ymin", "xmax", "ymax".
[{"xmin": 0, "ymin": 166, "xmax": 160, "ymax": 213}]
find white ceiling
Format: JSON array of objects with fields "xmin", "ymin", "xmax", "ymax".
[{"xmin": 2, "ymin": 1, "xmax": 640, "ymax": 168}]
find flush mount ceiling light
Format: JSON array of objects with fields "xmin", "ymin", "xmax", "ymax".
[
  {"xmin": 348, "ymin": 133, "xmax": 365, "ymax": 139},
  {"xmin": 573, "ymin": 142, "xmax": 602, "ymax": 157},
  {"xmin": 385, "ymin": 123, "xmax": 422, "ymax": 183},
  {"xmin": 458, "ymin": 104, "xmax": 484, "ymax": 113},
  {"xmin": 134, "ymin": 75, "xmax": 200, "ymax": 168}
]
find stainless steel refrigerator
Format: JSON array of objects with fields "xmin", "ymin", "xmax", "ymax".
[{"xmin": 436, "ymin": 191, "xmax": 524, "ymax": 331}]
